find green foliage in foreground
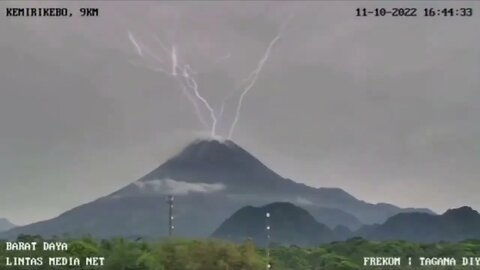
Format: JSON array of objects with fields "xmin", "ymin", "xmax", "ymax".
[{"xmin": 1, "ymin": 235, "xmax": 480, "ymax": 269}]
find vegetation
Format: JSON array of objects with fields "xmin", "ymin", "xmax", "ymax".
[{"xmin": 2, "ymin": 235, "xmax": 480, "ymax": 269}]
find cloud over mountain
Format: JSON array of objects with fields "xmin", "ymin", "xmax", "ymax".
[{"xmin": 133, "ymin": 178, "xmax": 226, "ymax": 195}]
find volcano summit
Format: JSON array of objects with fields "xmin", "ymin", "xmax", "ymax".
[{"xmin": 0, "ymin": 139, "xmax": 432, "ymax": 239}]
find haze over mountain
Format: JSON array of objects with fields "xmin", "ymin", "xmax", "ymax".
[
  {"xmin": 0, "ymin": 0, "xmax": 479, "ymax": 231},
  {"xmin": 213, "ymin": 203, "xmax": 480, "ymax": 246},
  {"xmin": 356, "ymin": 206, "xmax": 480, "ymax": 242},
  {"xmin": 0, "ymin": 218, "xmax": 15, "ymax": 232},
  {"xmin": 0, "ymin": 139, "xmax": 432, "ymax": 239}
]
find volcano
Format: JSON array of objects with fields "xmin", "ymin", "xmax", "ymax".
[{"xmin": 0, "ymin": 139, "xmax": 432, "ymax": 239}]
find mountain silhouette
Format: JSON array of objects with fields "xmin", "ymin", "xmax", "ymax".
[
  {"xmin": 126, "ymin": 139, "xmax": 285, "ymax": 192},
  {"xmin": 0, "ymin": 218, "xmax": 15, "ymax": 232},
  {"xmin": 356, "ymin": 206, "xmax": 480, "ymax": 242},
  {"xmin": 0, "ymin": 139, "xmax": 432, "ymax": 239},
  {"xmin": 115, "ymin": 139, "xmax": 432, "ymax": 224},
  {"xmin": 212, "ymin": 202, "xmax": 338, "ymax": 246}
]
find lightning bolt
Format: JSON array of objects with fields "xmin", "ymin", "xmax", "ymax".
[
  {"xmin": 177, "ymin": 80, "xmax": 210, "ymax": 130},
  {"xmin": 127, "ymin": 14, "xmax": 290, "ymax": 140},
  {"xmin": 227, "ymin": 34, "xmax": 281, "ymax": 139},
  {"xmin": 128, "ymin": 31, "xmax": 165, "ymax": 64},
  {"xmin": 128, "ymin": 32, "xmax": 143, "ymax": 56},
  {"xmin": 180, "ymin": 64, "xmax": 218, "ymax": 137},
  {"xmin": 127, "ymin": 31, "xmax": 211, "ymax": 131},
  {"xmin": 227, "ymin": 15, "xmax": 292, "ymax": 139}
]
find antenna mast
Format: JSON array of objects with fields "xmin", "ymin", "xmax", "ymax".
[
  {"xmin": 266, "ymin": 211, "xmax": 271, "ymax": 269},
  {"xmin": 167, "ymin": 195, "xmax": 174, "ymax": 236}
]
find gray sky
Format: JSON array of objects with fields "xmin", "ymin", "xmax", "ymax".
[{"xmin": 1, "ymin": 1, "xmax": 479, "ymax": 225}]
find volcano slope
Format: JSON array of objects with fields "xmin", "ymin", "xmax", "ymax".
[{"xmin": 0, "ymin": 139, "xmax": 433, "ymax": 239}]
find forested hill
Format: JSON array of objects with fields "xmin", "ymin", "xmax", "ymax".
[
  {"xmin": 211, "ymin": 202, "xmax": 340, "ymax": 246},
  {"xmin": 356, "ymin": 206, "xmax": 480, "ymax": 242},
  {"xmin": 2, "ymin": 236, "xmax": 480, "ymax": 270}
]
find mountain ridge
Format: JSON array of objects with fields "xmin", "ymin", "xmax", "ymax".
[
  {"xmin": 213, "ymin": 203, "xmax": 480, "ymax": 245},
  {"xmin": 1, "ymin": 139, "xmax": 433, "ymax": 239},
  {"xmin": 356, "ymin": 206, "xmax": 480, "ymax": 242},
  {"xmin": 0, "ymin": 218, "xmax": 15, "ymax": 232},
  {"xmin": 119, "ymin": 139, "xmax": 433, "ymax": 223}
]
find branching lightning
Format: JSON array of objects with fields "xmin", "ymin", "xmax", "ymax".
[
  {"xmin": 227, "ymin": 34, "xmax": 281, "ymax": 139},
  {"xmin": 127, "ymin": 31, "xmax": 212, "ymax": 131},
  {"xmin": 227, "ymin": 15, "xmax": 292, "ymax": 139},
  {"xmin": 180, "ymin": 64, "xmax": 218, "ymax": 137},
  {"xmin": 178, "ymin": 81, "xmax": 210, "ymax": 130},
  {"xmin": 126, "ymin": 16, "xmax": 289, "ymax": 139},
  {"xmin": 128, "ymin": 32, "xmax": 143, "ymax": 57}
]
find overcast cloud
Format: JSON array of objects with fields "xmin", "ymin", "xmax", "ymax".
[{"xmin": 0, "ymin": 1, "xmax": 479, "ymax": 225}]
